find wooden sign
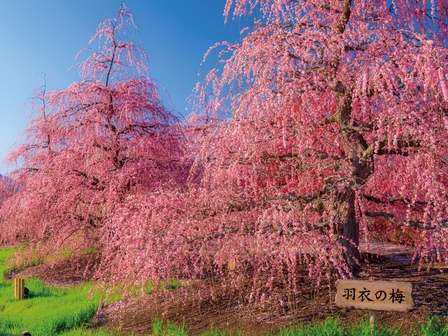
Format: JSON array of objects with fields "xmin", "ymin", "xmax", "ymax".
[{"xmin": 335, "ymin": 279, "xmax": 413, "ymax": 312}]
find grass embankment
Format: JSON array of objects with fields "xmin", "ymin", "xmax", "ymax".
[
  {"xmin": 1, "ymin": 247, "xmax": 447, "ymax": 335},
  {"xmin": 0, "ymin": 248, "xmax": 101, "ymax": 336}
]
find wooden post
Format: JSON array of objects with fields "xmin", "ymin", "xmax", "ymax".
[
  {"xmin": 369, "ymin": 310, "xmax": 377, "ymax": 333},
  {"xmin": 228, "ymin": 258, "xmax": 236, "ymax": 271},
  {"xmin": 14, "ymin": 278, "xmax": 25, "ymax": 300},
  {"xmin": 369, "ymin": 277, "xmax": 376, "ymax": 334}
]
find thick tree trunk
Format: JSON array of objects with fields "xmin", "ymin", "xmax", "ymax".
[
  {"xmin": 331, "ymin": 88, "xmax": 371, "ymax": 275},
  {"xmin": 338, "ymin": 189, "xmax": 361, "ymax": 275}
]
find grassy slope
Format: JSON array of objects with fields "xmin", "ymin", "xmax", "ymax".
[{"xmin": 0, "ymin": 248, "xmax": 100, "ymax": 336}]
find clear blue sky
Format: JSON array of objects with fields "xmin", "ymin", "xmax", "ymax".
[{"xmin": 0, "ymin": 0, "xmax": 244, "ymax": 175}]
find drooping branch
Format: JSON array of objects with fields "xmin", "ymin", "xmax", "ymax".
[
  {"xmin": 362, "ymin": 194, "xmax": 430, "ymax": 206},
  {"xmin": 363, "ymin": 137, "xmax": 421, "ymax": 158},
  {"xmin": 63, "ymin": 211, "xmax": 103, "ymax": 228},
  {"xmin": 364, "ymin": 211, "xmax": 448, "ymax": 230}
]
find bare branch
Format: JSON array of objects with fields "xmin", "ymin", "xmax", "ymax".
[{"xmin": 344, "ymin": 42, "xmax": 369, "ymax": 52}]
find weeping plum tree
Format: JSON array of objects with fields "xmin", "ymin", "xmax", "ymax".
[
  {"xmin": 0, "ymin": 4, "xmax": 184, "ymax": 261},
  {"xmin": 97, "ymin": 0, "xmax": 448, "ymax": 302},
  {"xmin": 188, "ymin": 0, "xmax": 448, "ymax": 287}
]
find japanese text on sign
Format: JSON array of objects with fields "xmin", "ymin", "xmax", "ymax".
[
  {"xmin": 342, "ymin": 287, "xmax": 406, "ymax": 303},
  {"xmin": 335, "ymin": 280, "xmax": 413, "ymax": 312}
]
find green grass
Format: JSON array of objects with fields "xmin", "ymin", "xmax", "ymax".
[
  {"xmin": 419, "ymin": 316, "xmax": 448, "ymax": 336},
  {"xmin": 152, "ymin": 318, "xmax": 188, "ymax": 336},
  {"xmin": 0, "ymin": 247, "xmax": 183, "ymax": 336},
  {"xmin": 149, "ymin": 316, "xmax": 448, "ymax": 336},
  {"xmin": 277, "ymin": 317, "xmax": 400, "ymax": 336},
  {"xmin": 0, "ymin": 247, "xmax": 101, "ymax": 336}
]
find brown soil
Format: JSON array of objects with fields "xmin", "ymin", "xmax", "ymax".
[
  {"xmin": 6, "ymin": 242, "xmax": 448, "ymax": 336},
  {"xmin": 5, "ymin": 253, "xmax": 101, "ymax": 288}
]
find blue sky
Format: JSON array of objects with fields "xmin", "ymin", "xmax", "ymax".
[{"xmin": 0, "ymin": 0, "xmax": 244, "ymax": 175}]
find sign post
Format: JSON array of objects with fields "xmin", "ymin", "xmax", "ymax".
[
  {"xmin": 335, "ymin": 278, "xmax": 413, "ymax": 332},
  {"xmin": 335, "ymin": 279, "xmax": 413, "ymax": 312}
]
